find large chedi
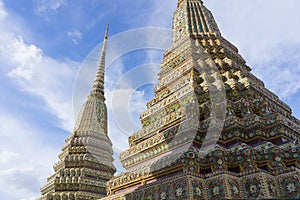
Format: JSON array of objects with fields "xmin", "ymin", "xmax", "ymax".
[
  {"xmin": 39, "ymin": 25, "xmax": 116, "ymax": 200},
  {"xmin": 103, "ymin": 0, "xmax": 300, "ymax": 199}
]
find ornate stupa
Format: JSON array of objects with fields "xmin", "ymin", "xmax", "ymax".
[
  {"xmin": 102, "ymin": 0, "xmax": 300, "ymax": 199},
  {"xmin": 39, "ymin": 24, "xmax": 116, "ymax": 200}
]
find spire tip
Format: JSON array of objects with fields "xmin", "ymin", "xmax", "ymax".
[
  {"xmin": 105, "ymin": 23, "xmax": 109, "ymax": 39},
  {"xmin": 89, "ymin": 24, "xmax": 109, "ymax": 99}
]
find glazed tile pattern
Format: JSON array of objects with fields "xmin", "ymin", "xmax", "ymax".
[{"xmin": 103, "ymin": 0, "xmax": 299, "ymax": 199}]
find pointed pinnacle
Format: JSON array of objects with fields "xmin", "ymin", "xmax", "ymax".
[
  {"xmin": 89, "ymin": 23, "xmax": 109, "ymax": 99},
  {"xmin": 105, "ymin": 23, "xmax": 109, "ymax": 39}
]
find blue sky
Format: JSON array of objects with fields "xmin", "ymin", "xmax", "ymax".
[{"xmin": 0, "ymin": 0, "xmax": 299, "ymax": 199}]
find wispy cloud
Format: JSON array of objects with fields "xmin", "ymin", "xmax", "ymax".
[
  {"xmin": 0, "ymin": 112, "xmax": 61, "ymax": 199},
  {"xmin": 67, "ymin": 30, "xmax": 82, "ymax": 44},
  {"xmin": 0, "ymin": 168, "xmax": 40, "ymax": 197},
  {"xmin": 0, "ymin": 11, "xmax": 78, "ymax": 130},
  {"xmin": 0, "ymin": 151, "xmax": 19, "ymax": 165},
  {"xmin": 5, "ymin": 35, "xmax": 77, "ymax": 130},
  {"xmin": 0, "ymin": 0, "xmax": 6, "ymax": 19},
  {"xmin": 0, "ymin": 1, "xmax": 77, "ymax": 199},
  {"xmin": 253, "ymin": 48, "xmax": 300, "ymax": 100},
  {"xmin": 33, "ymin": 0, "xmax": 67, "ymax": 13}
]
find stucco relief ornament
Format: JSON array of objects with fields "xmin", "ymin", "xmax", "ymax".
[
  {"xmin": 232, "ymin": 185, "xmax": 239, "ymax": 195},
  {"xmin": 195, "ymin": 187, "xmax": 202, "ymax": 196},
  {"xmin": 249, "ymin": 185, "xmax": 257, "ymax": 193},
  {"xmin": 287, "ymin": 183, "xmax": 296, "ymax": 193},
  {"xmin": 213, "ymin": 186, "xmax": 220, "ymax": 196},
  {"xmin": 160, "ymin": 191, "xmax": 166, "ymax": 199},
  {"xmin": 176, "ymin": 187, "xmax": 183, "ymax": 196},
  {"xmin": 217, "ymin": 159, "xmax": 223, "ymax": 165},
  {"xmin": 269, "ymin": 184, "xmax": 276, "ymax": 193}
]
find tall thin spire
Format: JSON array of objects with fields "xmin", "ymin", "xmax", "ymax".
[
  {"xmin": 89, "ymin": 23, "xmax": 109, "ymax": 99},
  {"xmin": 39, "ymin": 24, "xmax": 116, "ymax": 199}
]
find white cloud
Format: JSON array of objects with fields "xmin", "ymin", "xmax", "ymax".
[
  {"xmin": 0, "ymin": 2, "xmax": 75, "ymax": 198},
  {"xmin": 147, "ymin": 0, "xmax": 176, "ymax": 28},
  {"xmin": 0, "ymin": 10, "xmax": 78, "ymax": 130},
  {"xmin": 107, "ymin": 88, "xmax": 146, "ymax": 136},
  {"xmin": 0, "ymin": 168, "xmax": 42, "ymax": 199},
  {"xmin": 33, "ymin": 0, "xmax": 67, "ymax": 13},
  {"xmin": 0, "ymin": 113, "xmax": 60, "ymax": 200},
  {"xmin": 5, "ymin": 36, "xmax": 77, "ymax": 130},
  {"xmin": 0, "ymin": 151, "xmax": 19, "ymax": 164},
  {"xmin": 129, "ymin": 90, "xmax": 147, "ymax": 114},
  {"xmin": 0, "ymin": 0, "xmax": 7, "ymax": 19},
  {"xmin": 7, "ymin": 37, "xmax": 42, "ymax": 81},
  {"xmin": 67, "ymin": 30, "xmax": 83, "ymax": 44},
  {"xmin": 252, "ymin": 53, "xmax": 300, "ymax": 98},
  {"xmin": 0, "ymin": 168, "xmax": 39, "ymax": 192}
]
